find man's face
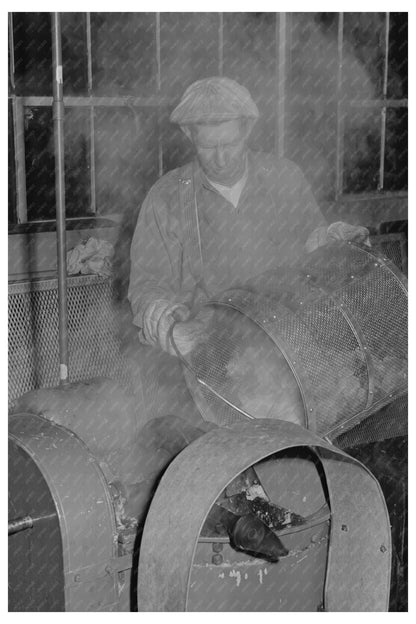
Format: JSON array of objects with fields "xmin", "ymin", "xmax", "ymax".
[{"xmin": 191, "ymin": 119, "xmax": 249, "ymax": 186}]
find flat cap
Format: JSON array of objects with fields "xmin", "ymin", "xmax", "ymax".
[{"xmin": 170, "ymin": 76, "xmax": 259, "ymax": 125}]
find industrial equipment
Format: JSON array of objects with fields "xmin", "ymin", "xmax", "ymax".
[
  {"xmin": 175, "ymin": 240, "xmax": 407, "ymax": 441},
  {"xmin": 7, "ymin": 13, "xmax": 407, "ymax": 612},
  {"xmin": 137, "ymin": 419, "xmax": 392, "ymax": 612},
  {"xmin": 8, "ymin": 238, "xmax": 406, "ymax": 611},
  {"xmin": 9, "ymin": 413, "xmax": 392, "ymax": 611}
]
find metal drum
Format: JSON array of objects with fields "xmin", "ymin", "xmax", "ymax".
[
  {"xmin": 137, "ymin": 419, "xmax": 391, "ymax": 611},
  {"xmin": 8, "ymin": 413, "xmax": 133, "ymax": 612},
  {"xmin": 176, "ymin": 241, "xmax": 407, "ymax": 440},
  {"xmin": 8, "ymin": 405, "xmax": 213, "ymax": 612}
]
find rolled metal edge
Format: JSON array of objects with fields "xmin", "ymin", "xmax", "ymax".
[
  {"xmin": 9, "ymin": 413, "xmax": 119, "ymax": 611},
  {"xmin": 137, "ymin": 418, "xmax": 391, "ymax": 612}
]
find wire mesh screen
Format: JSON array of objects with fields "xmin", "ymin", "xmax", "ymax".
[
  {"xmin": 370, "ymin": 233, "xmax": 407, "ymax": 276},
  {"xmin": 335, "ymin": 393, "xmax": 407, "ymax": 448},
  {"xmin": 182, "ymin": 306, "xmax": 305, "ymax": 427},
  {"xmin": 8, "ymin": 275, "xmax": 125, "ymax": 407},
  {"xmin": 178, "ymin": 242, "xmax": 407, "ymax": 438}
]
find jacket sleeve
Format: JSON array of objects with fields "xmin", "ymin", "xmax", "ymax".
[{"xmin": 127, "ymin": 185, "xmax": 185, "ymax": 333}]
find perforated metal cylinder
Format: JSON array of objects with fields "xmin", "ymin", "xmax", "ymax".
[{"xmin": 178, "ymin": 242, "xmax": 407, "ymax": 439}]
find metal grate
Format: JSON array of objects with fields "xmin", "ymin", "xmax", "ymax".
[
  {"xmin": 178, "ymin": 242, "xmax": 408, "ymax": 439},
  {"xmin": 334, "ymin": 393, "xmax": 407, "ymax": 448},
  {"xmin": 370, "ymin": 233, "xmax": 407, "ymax": 276},
  {"xmin": 8, "ymin": 275, "xmax": 126, "ymax": 406}
]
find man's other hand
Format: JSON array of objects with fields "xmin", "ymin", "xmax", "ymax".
[{"xmin": 306, "ymin": 221, "xmax": 370, "ymax": 252}]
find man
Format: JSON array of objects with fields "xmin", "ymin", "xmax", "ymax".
[{"xmin": 127, "ymin": 76, "xmax": 368, "ymax": 420}]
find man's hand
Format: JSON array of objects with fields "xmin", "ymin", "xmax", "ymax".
[
  {"xmin": 327, "ymin": 221, "xmax": 371, "ymax": 246},
  {"xmin": 306, "ymin": 221, "xmax": 370, "ymax": 253},
  {"xmin": 172, "ymin": 320, "xmax": 205, "ymax": 357},
  {"xmin": 142, "ymin": 299, "xmax": 190, "ymax": 354},
  {"xmin": 172, "ymin": 307, "xmax": 215, "ymax": 357}
]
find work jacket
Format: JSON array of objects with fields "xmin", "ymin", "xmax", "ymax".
[{"xmin": 128, "ymin": 151, "xmax": 327, "ymax": 336}]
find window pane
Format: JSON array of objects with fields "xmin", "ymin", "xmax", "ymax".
[
  {"xmin": 160, "ymin": 13, "xmax": 219, "ymax": 98},
  {"xmin": 289, "ymin": 13, "xmax": 339, "ymax": 102},
  {"xmin": 384, "ymin": 108, "xmax": 408, "ymax": 191},
  {"xmin": 387, "ymin": 13, "xmax": 408, "ymax": 98},
  {"xmin": 343, "ymin": 108, "xmax": 381, "ymax": 193},
  {"xmin": 64, "ymin": 108, "xmax": 92, "ymax": 216},
  {"xmin": 62, "ymin": 13, "xmax": 88, "ymax": 96},
  {"xmin": 286, "ymin": 101, "xmax": 338, "ymax": 202},
  {"xmin": 25, "ymin": 107, "xmax": 54, "ymax": 219},
  {"xmin": 160, "ymin": 108, "xmax": 194, "ymax": 173},
  {"xmin": 343, "ymin": 13, "xmax": 386, "ymax": 99},
  {"xmin": 223, "ymin": 12, "xmax": 276, "ymax": 152},
  {"xmin": 13, "ymin": 13, "xmax": 52, "ymax": 96},
  {"xmin": 288, "ymin": 13, "xmax": 380, "ymax": 108},
  {"xmin": 94, "ymin": 108, "xmax": 159, "ymax": 216},
  {"xmin": 24, "ymin": 107, "xmax": 91, "ymax": 221},
  {"xmin": 91, "ymin": 13, "xmax": 157, "ymax": 95},
  {"xmin": 8, "ymin": 100, "xmax": 17, "ymax": 224}
]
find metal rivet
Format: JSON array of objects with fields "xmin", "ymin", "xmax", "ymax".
[
  {"xmin": 341, "ymin": 524, "xmax": 348, "ymax": 532},
  {"xmin": 351, "ymin": 275, "xmax": 354, "ymax": 279},
  {"xmin": 309, "ymin": 408, "xmax": 313, "ymax": 412},
  {"xmin": 212, "ymin": 542, "xmax": 223, "ymax": 553},
  {"xmin": 212, "ymin": 554, "xmax": 223, "ymax": 565},
  {"xmin": 380, "ymin": 544, "xmax": 387, "ymax": 553},
  {"xmin": 74, "ymin": 574, "xmax": 81, "ymax": 582}
]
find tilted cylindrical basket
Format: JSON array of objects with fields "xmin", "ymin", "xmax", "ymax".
[{"xmin": 177, "ymin": 241, "xmax": 408, "ymax": 440}]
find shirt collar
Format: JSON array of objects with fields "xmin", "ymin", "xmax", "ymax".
[
  {"xmin": 206, "ymin": 162, "xmax": 248, "ymax": 195},
  {"xmin": 195, "ymin": 153, "xmax": 250, "ymax": 193}
]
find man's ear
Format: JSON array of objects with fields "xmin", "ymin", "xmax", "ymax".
[{"xmin": 180, "ymin": 125, "xmax": 192, "ymax": 142}]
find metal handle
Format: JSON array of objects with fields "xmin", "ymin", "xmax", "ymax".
[{"xmin": 8, "ymin": 513, "xmax": 57, "ymax": 536}]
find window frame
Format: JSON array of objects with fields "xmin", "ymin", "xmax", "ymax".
[
  {"xmin": 334, "ymin": 12, "xmax": 408, "ymax": 200},
  {"xmin": 8, "ymin": 11, "xmax": 408, "ymax": 227}
]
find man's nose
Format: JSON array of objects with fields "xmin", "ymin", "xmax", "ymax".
[{"xmin": 215, "ymin": 147, "xmax": 227, "ymax": 167}]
